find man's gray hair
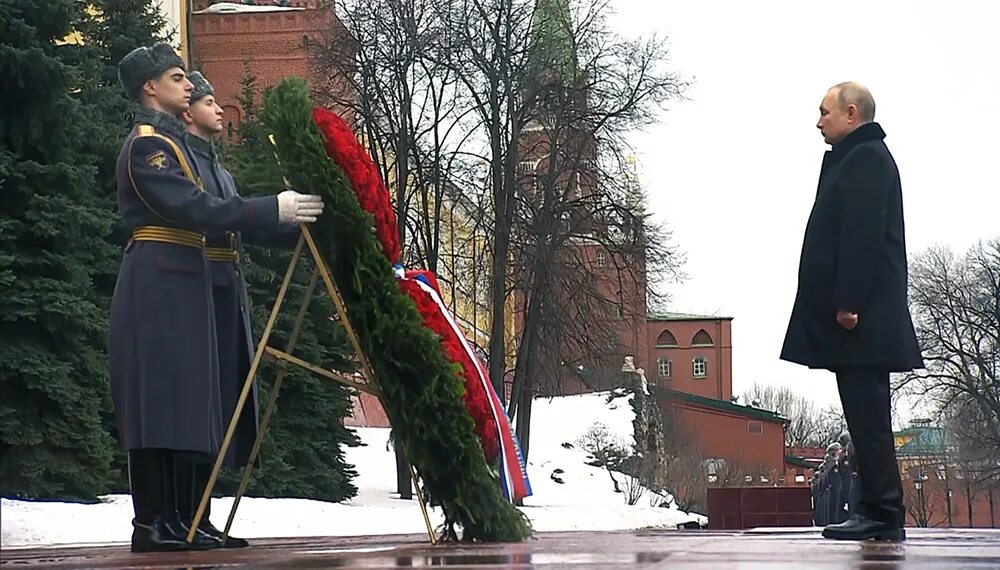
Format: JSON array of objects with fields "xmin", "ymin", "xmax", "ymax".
[{"xmin": 833, "ymin": 81, "xmax": 876, "ymax": 122}]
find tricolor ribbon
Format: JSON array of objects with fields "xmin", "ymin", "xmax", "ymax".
[{"xmin": 394, "ymin": 264, "xmax": 532, "ymax": 503}]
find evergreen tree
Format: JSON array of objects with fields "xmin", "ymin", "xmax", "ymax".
[
  {"xmin": 78, "ymin": 0, "xmax": 169, "ymax": 246},
  {"xmin": 215, "ymin": 70, "xmax": 361, "ymax": 502},
  {"xmin": 72, "ymin": 0, "xmax": 172, "ymax": 491},
  {"xmin": 0, "ymin": 0, "xmax": 119, "ymax": 500}
]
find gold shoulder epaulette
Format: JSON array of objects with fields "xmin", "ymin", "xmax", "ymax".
[{"xmin": 130, "ymin": 124, "xmax": 198, "ymax": 185}]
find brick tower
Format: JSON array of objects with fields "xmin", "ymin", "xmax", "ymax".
[
  {"xmin": 514, "ymin": 0, "xmax": 648, "ymax": 395},
  {"xmin": 190, "ymin": 1, "xmax": 352, "ymax": 137}
]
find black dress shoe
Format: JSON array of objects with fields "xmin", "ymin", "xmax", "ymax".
[
  {"xmin": 171, "ymin": 515, "xmax": 227, "ymax": 550},
  {"xmin": 195, "ymin": 521, "xmax": 250, "ymax": 549},
  {"xmin": 822, "ymin": 515, "xmax": 906, "ymax": 542}
]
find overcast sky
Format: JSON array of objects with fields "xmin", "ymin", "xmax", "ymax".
[{"xmin": 610, "ymin": 1, "xmax": 1000, "ymax": 417}]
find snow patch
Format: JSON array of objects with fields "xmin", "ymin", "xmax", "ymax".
[{"xmin": 2, "ymin": 391, "xmax": 704, "ymax": 547}]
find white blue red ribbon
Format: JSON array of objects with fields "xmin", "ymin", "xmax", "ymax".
[{"xmin": 393, "ymin": 264, "xmax": 532, "ymax": 503}]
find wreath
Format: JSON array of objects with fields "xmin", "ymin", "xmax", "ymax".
[{"xmin": 263, "ymin": 78, "xmax": 530, "ymax": 542}]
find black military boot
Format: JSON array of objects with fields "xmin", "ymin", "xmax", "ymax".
[
  {"xmin": 128, "ymin": 449, "xmax": 190, "ymax": 553},
  {"xmin": 162, "ymin": 451, "xmax": 220, "ymax": 551},
  {"xmin": 178, "ymin": 458, "xmax": 250, "ymax": 549}
]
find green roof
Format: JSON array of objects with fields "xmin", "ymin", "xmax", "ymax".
[
  {"xmin": 647, "ymin": 312, "xmax": 733, "ymax": 322},
  {"xmin": 895, "ymin": 426, "xmax": 946, "ymax": 457},
  {"xmin": 528, "ymin": 0, "xmax": 576, "ymax": 79},
  {"xmin": 785, "ymin": 455, "xmax": 814, "ymax": 469},
  {"xmin": 656, "ymin": 388, "xmax": 789, "ymax": 424}
]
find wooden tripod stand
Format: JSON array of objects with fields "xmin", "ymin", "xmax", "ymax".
[{"xmin": 185, "ymin": 225, "xmax": 437, "ymax": 546}]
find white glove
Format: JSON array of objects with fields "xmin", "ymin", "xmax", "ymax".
[{"xmin": 277, "ymin": 190, "xmax": 324, "ymax": 223}]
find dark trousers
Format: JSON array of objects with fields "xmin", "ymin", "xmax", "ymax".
[{"xmin": 835, "ymin": 368, "xmax": 905, "ymax": 527}]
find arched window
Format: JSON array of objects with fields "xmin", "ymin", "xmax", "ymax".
[
  {"xmin": 692, "ymin": 329, "xmax": 714, "ymax": 346},
  {"xmin": 655, "ymin": 329, "xmax": 678, "ymax": 347}
]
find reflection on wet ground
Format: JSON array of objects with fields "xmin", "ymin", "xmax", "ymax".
[{"xmin": 3, "ymin": 527, "xmax": 1000, "ymax": 568}]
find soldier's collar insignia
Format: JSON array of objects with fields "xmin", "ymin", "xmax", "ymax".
[{"xmin": 147, "ymin": 150, "xmax": 168, "ymax": 171}]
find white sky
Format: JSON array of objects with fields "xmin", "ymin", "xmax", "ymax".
[{"xmin": 611, "ymin": 1, "xmax": 1000, "ymax": 414}]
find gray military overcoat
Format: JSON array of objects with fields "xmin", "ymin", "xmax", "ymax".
[{"xmin": 108, "ymin": 109, "xmax": 280, "ymax": 457}]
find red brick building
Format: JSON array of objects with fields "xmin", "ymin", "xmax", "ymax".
[
  {"xmin": 646, "ymin": 313, "xmax": 732, "ymax": 401},
  {"xmin": 644, "ymin": 313, "xmax": 790, "ymax": 477},
  {"xmin": 666, "ymin": 390, "xmax": 787, "ymax": 473}
]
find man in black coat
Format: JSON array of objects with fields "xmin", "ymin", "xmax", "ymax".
[
  {"xmin": 780, "ymin": 82, "xmax": 923, "ymax": 542},
  {"xmin": 175, "ymin": 71, "xmax": 301, "ymax": 548},
  {"xmin": 110, "ymin": 44, "xmax": 323, "ymax": 553}
]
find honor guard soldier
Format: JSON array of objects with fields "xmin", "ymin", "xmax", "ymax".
[
  {"xmin": 108, "ymin": 43, "xmax": 323, "ymax": 553},
  {"xmin": 175, "ymin": 71, "xmax": 301, "ymax": 548}
]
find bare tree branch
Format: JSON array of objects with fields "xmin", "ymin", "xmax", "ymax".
[{"xmin": 895, "ymin": 239, "xmax": 1000, "ymax": 480}]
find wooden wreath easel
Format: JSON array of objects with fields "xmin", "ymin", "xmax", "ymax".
[{"xmin": 186, "ymin": 174, "xmax": 437, "ymax": 547}]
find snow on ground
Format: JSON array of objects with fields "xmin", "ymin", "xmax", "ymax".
[{"xmin": 1, "ymin": 392, "xmax": 703, "ymax": 548}]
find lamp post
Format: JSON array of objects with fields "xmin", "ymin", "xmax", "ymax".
[{"xmin": 915, "ymin": 471, "xmax": 928, "ymax": 527}]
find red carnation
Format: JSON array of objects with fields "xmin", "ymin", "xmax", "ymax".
[
  {"xmin": 311, "ymin": 106, "xmax": 401, "ymax": 264},
  {"xmin": 310, "ymin": 105, "xmax": 499, "ymax": 462},
  {"xmin": 397, "ymin": 278, "xmax": 501, "ymax": 462}
]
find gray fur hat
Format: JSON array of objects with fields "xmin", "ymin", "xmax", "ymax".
[
  {"xmin": 117, "ymin": 43, "xmax": 186, "ymax": 100},
  {"xmin": 188, "ymin": 71, "xmax": 215, "ymax": 103}
]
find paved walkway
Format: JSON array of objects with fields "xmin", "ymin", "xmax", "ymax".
[{"xmin": 3, "ymin": 528, "xmax": 1000, "ymax": 568}]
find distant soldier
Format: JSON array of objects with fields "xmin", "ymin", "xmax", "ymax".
[
  {"xmin": 826, "ymin": 442, "xmax": 845, "ymax": 524},
  {"xmin": 174, "ymin": 71, "xmax": 301, "ymax": 548},
  {"xmin": 110, "ymin": 43, "xmax": 323, "ymax": 553},
  {"xmin": 838, "ymin": 431, "xmax": 861, "ymax": 518}
]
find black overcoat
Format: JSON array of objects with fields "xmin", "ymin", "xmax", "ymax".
[
  {"xmin": 780, "ymin": 122, "xmax": 924, "ymax": 372},
  {"xmin": 108, "ymin": 109, "xmax": 280, "ymax": 456}
]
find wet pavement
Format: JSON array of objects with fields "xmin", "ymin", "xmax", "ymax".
[{"xmin": 3, "ymin": 528, "xmax": 1000, "ymax": 568}]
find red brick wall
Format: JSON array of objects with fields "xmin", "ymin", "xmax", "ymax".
[
  {"xmin": 669, "ymin": 400, "xmax": 786, "ymax": 473},
  {"xmin": 343, "ymin": 392, "xmax": 390, "ymax": 428},
  {"xmin": 646, "ymin": 318, "xmax": 733, "ymax": 402},
  {"xmin": 781, "ymin": 465, "xmax": 815, "ymax": 487},
  {"xmin": 193, "ymin": 0, "xmax": 325, "ymax": 9},
  {"xmin": 900, "ymin": 465, "xmax": 1000, "ymax": 528},
  {"xmin": 190, "ymin": 4, "xmax": 351, "ymax": 136}
]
